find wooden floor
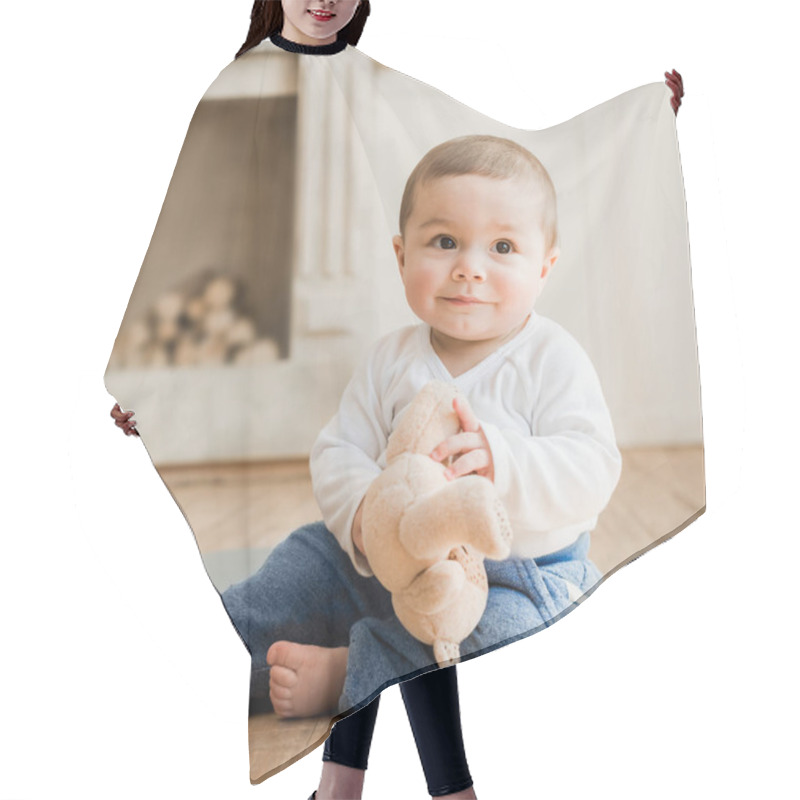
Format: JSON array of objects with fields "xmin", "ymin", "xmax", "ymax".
[
  {"xmin": 160, "ymin": 459, "xmax": 320, "ymax": 555},
  {"xmin": 159, "ymin": 445, "xmax": 705, "ymax": 783},
  {"xmin": 248, "ymin": 712, "xmax": 332, "ymax": 784},
  {"xmin": 591, "ymin": 446, "xmax": 705, "ymax": 575}
]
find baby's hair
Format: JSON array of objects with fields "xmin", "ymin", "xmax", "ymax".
[
  {"xmin": 399, "ymin": 135, "xmax": 558, "ymax": 251},
  {"xmin": 237, "ymin": 1, "xmax": 372, "ymax": 59}
]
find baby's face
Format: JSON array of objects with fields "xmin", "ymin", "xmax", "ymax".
[{"xmin": 394, "ymin": 174, "xmax": 559, "ymax": 346}]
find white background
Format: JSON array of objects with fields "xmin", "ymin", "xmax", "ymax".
[{"xmin": 1, "ymin": 1, "xmax": 797, "ymax": 798}]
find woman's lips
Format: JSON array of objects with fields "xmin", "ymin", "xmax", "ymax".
[{"xmin": 308, "ymin": 9, "xmax": 335, "ymax": 21}]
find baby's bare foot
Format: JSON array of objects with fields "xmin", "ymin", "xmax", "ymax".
[{"xmin": 266, "ymin": 641, "xmax": 348, "ymax": 718}]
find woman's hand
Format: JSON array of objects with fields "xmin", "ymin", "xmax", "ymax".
[
  {"xmin": 110, "ymin": 403, "xmax": 139, "ymax": 436},
  {"xmin": 665, "ymin": 69, "xmax": 684, "ymax": 115},
  {"xmin": 430, "ymin": 396, "xmax": 494, "ymax": 482}
]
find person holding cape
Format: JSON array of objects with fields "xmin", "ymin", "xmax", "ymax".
[{"xmin": 109, "ymin": 2, "xmax": 685, "ymax": 798}]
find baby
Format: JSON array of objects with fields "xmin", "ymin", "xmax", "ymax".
[{"xmin": 222, "ymin": 134, "xmax": 622, "ymax": 718}]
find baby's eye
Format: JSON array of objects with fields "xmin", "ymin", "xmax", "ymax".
[
  {"xmin": 434, "ymin": 235, "xmax": 457, "ymax": 250},
  {"xmin": 492, "ymin": 240, "xmax": 514, "ymax": 255}
]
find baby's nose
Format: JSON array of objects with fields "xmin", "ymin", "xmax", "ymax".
[{"xmin": 452, "ymin": 258, "xmax": 487, "ymax": 282}]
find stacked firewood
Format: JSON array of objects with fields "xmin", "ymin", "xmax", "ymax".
[{"xmin": 110, "ymin": 274, "xmax": 280, "ymax": 369}]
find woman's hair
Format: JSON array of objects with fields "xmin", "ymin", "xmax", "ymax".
[{"xmin": 236, "ymin": 1, "xmax": 371, "ymax": 59}]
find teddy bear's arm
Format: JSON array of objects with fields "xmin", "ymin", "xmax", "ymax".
[{"xmin": 398, "ymin": 474, "xmax": 511, "ymax": 561}]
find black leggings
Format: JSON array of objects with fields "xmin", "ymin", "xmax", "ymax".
[{"xmin": 323, "ymin": 665, "xmax": 472, "ymax": 797}]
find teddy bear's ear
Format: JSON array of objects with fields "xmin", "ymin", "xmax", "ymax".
[{"xmin": 386, "ymin": 381, "xmax": 461, "ymax": 461}]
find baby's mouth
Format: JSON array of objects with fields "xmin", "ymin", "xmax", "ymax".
[
  {"xmin": 308, "ymin": 9, "xmax": 335, "ymax": 21},
  {"xmin": 443, "ymin": 295, "xmax": 485, "ymax": 306}
]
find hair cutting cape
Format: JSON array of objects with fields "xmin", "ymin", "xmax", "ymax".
[{"xmin": 105, "ymin": 38, "xmax": 703, "ymax": 784}]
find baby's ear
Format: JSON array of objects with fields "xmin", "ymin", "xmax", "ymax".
[
  {"xmin": 541, "ymin": 246, "xmax": 560, "ymax": 279},
  {"xmin": 393, "ymin": 235, "xmax": 406, "ymax": 273}
]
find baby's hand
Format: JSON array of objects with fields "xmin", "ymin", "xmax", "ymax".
[
  {"xmin": 111, "ymin": 403, "xmax": 139, "ymax": 436},
  {"xmin": 430, "ymin": 396, "xmax": 494, "ymax": 483}
]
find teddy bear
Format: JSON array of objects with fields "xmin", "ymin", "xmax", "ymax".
[{"xmin": 361, "ymin": 380, "xmax": 513, "ymax": 668}]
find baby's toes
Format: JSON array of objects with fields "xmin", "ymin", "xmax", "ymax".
[
  {"xmin": 266, "ymin": 640, "xmax": 294, "ymax": 667},
  {"xmin": 269, "ymin": 690, "xmax": 294, "ymax": 718},
  {"xmin": 269, "ymin": 681, "xmax": 293, "ymax": 701},
  {"xmin": 269, "ymin": 664, "xmax": 298, "ymax": 689},
  {"xmin": 269, "ymin": 667, "xmax": 297, "ymax": 717}
]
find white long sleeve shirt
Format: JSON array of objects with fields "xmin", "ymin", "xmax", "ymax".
[{"xmin": 310, "ymin": 313, "xmax": 622, "ymax": 576}]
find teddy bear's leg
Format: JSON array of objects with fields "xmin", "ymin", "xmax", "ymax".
[
  {"xmin": 433, "ymin": 640, "xmax": 461, "ymax": 668},
  {"xmin": 399, "ymin": 560, "xmax": 466, "ymax": 615},
  {"xmin": 399, "ymin": 476, "xmax": 512, "ymax": 561}
]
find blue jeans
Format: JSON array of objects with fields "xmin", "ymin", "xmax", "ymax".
[{"xmin": 221, "ymin": 522, "xmax": 601, "ymax": 713}]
